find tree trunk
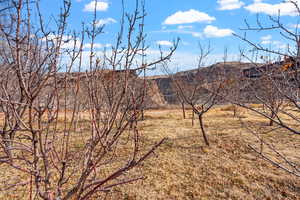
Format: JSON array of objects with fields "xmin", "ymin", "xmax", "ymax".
[
  {"xmin": 181, "ymin": 102, "xmax": 186, "ymax": 119},
  {"xmin": 192, "ymin": 111, "xmax": 195, "ymax": 126},
  {"xmin": 233, "ymin": 105, "xmax": 237, "ymax": 117},
  {"xmin": 141, "ymin": 109, "xmax": 144, "ymax": 121},
  {"xmin": 198, "ymin": 114, "xmax": 209, "ymax": 146},
  {"xmin": 269, "ymin": 111, "xmax": 275, "ymax": 126}
]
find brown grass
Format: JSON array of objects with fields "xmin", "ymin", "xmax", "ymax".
[
  {"xmin": 109, "ymin": 107, "xmax": 300, "ymax": 200},
  {"xmin": 1, "ymin": 106, "xmax": 300, "ymax": 199}
]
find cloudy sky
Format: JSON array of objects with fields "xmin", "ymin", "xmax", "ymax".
[{"xmin": 38, "ymin": 0, "xmax": 300, "ymax": 74}]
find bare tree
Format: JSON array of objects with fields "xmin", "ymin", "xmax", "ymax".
[
  {"xmin": 232, "ymin": 0, "xmax": 300, "ymax": 177},
  {"xmin": 0, "ymin": 0, "xmax": 178, "ymax": 199},
  {"xmin": 169, "ymin": 44, "xmax": 227, "ymax": 146}
]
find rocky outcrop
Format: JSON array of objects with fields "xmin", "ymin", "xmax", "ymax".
[
  {"xmin": 51, "ymin": 62, "xmax": 268, "ymax": 108},
  {"xmin": 145, "ymin": 62, "xmax": 258, "ymax": 106}
]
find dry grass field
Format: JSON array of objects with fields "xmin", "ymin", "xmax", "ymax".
[
  {"xmin": 109, "ymin": 106, "xmax": 300, "ymax": 200},
  {"xmin": 1, "ymin": 105, "xmax": 299, "ymax": 199}
]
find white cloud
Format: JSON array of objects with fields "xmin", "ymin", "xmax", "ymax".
[
  {"xmin": 83, "ymin": 43, "xmax": 106, "ymax": 49},
  {"xmin": 261, "ymin": 34, "xmax": 272, "ymax": 41},
  {"xmin": 272, "ymin": 41, "xmax": 287, "ymax": 49},
  {"xmin": 260, "ymin": 35, "xmax": 287, "ymax": 49},
  {"xmin": 154, "ymin": 28, "xmax": 203, "ymax": 38},
  {"xmin": 217, "ymin": 0, "xmax": 244, "ymax": 10},
  {"xmin": 289, "ymin": 23, "xmax": 300, "ymax": 29},
  {"xmin": 191, "ymin": 32, "xmax": 202, "ymax": 38},
  {"xmin": 156, "ymin": 40, "xmax": 173, "ymax": 46},
  {"xmin": 96, "ymin": 18, "xmax": 116, "ymax": 27},
  {"xmin": 245, "ymin": 0, "xmax": 300, "ymax": 16},
  {"xmin": 43, "ymin": 34, "xmax": 82, "ymax": 49},
  {"xmin": 177, "ymin": 25, "xmax": 193, "ymax": 29},
  {"xmin": 83, "ymin": 1, "xmax": 109, "ymax": 12},
  {"xmin": 203, "ymin": 25, "xmax": 234, "ymax": 38},
  {"xmin": 261, "ymin": 40, "xmax": 271, "ymax": 45},
  {"xmin": 154, "ymin": 25, "xmax": 234, "ymax": 39},
  {"xmin": 42, "ymin": 34, "xmax": 114, "ymax": 51},
  {"xmin": 62, "ymin": 41, "xmax": 81, "ymax": 49},
  {"xmin": 260, "ymin": 34, "xmax": 273, "ymax": 44},
  {"xmin": 163, "ymin": 9, "xmax": 215, "ymax": 25}
]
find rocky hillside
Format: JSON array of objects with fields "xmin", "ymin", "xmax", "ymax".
[
  {"xmin": 50, "ymin": 62, "xmax": 262, "ymax": 109},
  {"xmin": 146, "ymin": 62, "xmax": 259, "ymax": 106}
]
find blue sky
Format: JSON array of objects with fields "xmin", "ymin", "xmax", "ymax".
[{"xmin": 38, "ymin": 0, "xmax": 300, "ymax": 74}]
